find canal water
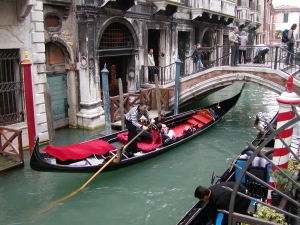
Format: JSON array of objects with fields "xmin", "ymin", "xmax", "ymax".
[{"xmin": 0, "ymin": 83, "xmax": 279, "ymax": 225}]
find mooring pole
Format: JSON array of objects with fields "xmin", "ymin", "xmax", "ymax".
[
  {"xmin": 21, "ymin": 51, "xmax": 36, "ymax": 155},
  {"xmin": 101, "ymin": 64, "xmax": 111, "ymax": 135},
  {"xmin": 267, "ymin": 75, "xmax": 300, "ymax": 204},
  {"xmin": 118, "ymin": 78, "xmax": 125, "ymax": 130},
  {"xmin": 174, "ymin": 57, "xmax": 181, "ymax": 115}
]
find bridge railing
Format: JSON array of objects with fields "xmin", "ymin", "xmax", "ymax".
[
  {"xmin": 108, "ymin": 87, "xmax": 172, "ymax": 122},
  {"xmin": 141, "ymin": 63, "xmax": 176, "ymax": 85},
  {"xmin": 140, "ymin": 45, "xmax": 300, "ymax": 86}
]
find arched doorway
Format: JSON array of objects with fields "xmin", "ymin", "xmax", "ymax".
[
  {"xmin": 98, "ymin": 22, "xmax": 135, "ymax": 96},
  {"xmin": 201, "ymin": 29, "xmax": 215, "ymax": 67}
]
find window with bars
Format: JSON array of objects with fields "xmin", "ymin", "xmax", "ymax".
[
  {"xmin": 99, "ymin": 23, "xmax": 133, "ymax": 49},
  {"xmin": 0, "ymin": 49, "xmax": 24, "ymax": 126}
]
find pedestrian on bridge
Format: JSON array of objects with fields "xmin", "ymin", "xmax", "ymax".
[
  {"xmin": 229, "ymin": 27, "xmax": 240, "ymax": 66},
  {"xmin": 192, "ymin": 43, "xmax": 204, "ymax": 72},
  {"xmin": 285, "ymin": 23, "xmax": 297, "ymax": 65},
  {"xmin": 254, "ymin": 44, "xmax": 269, "ymax": 64},
  {"xmin": 239, "ymin": 31, "xmax": 248, "ymax": 64}
]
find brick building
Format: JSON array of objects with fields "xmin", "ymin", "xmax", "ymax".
[{"xmin": 255, "ymin": 0, "xmax": 273, "ymax": 45}]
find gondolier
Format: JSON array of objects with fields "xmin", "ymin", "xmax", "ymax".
[
  {"xmin": 124, "ymin": 101, "xmax": 155, "ymax": 157},
  {"xmin": 194, "ymin": 182, "xmax": 250, "ymax": 225}
]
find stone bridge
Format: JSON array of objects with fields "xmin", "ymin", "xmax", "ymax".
[{"xmin": 162, "ymin": 65, "xmax": 300, "ymax": 107}]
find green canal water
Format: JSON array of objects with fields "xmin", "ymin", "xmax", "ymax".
[{"xmin": 0, "ymin": 83, "xmax": 279, "ymax": 225}]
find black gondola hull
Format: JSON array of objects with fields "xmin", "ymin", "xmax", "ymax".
[{"xmin": 30, "ymin": 90, "xmax": 243, "ymax": 173}]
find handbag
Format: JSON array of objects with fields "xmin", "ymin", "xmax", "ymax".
[{"xmin": 235, "ymin": 38, "xmax": 241, "ymax": 45}]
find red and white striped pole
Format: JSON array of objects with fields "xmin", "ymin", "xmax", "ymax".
[{"xmin": 267, "ymin": 75, "xmax": 300, "ymax": 204}]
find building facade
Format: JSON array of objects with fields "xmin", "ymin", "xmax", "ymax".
[
  {"xmin": 75, "ymin": 0, "xmax": 261, "ymax": 129},
  {"xmin": 271, "ymin": 5, "xmax": 300, "ymax": 44},
  {"xmin": 0, "ymin": 0, "xmax": 262, "ymax": 147},
  {"xmin": 0, "ymin": 0, "xmax": 49, "ymax": 146},
  {"xmin": 256, "ymin": 0, "xmax": 273, "ymax": 45}
]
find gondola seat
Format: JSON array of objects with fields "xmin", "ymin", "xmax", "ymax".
[
  {"xmin": 192, "ymin": 115, "xmax": 211, "ymax": 124},
  {"xmin": 187, "ymin": 119, "xmax": 204, "ymax": 128},
  {"xmin": 44, "ymin": 139, "xmax": 116, "ymax": 161},
  {"xmin": 265, "ymin": 163, "xmax": 272, "ymax": 184},
  {"xmin": 235, "ymin": 158, "xmax": 247, "ymax": 183},
  {"xmin": 246, "ymin": 166, "xmax": 266, "ymax": 183},
  {"xmin": 172, "ymin": 123, "xmax": 191, "ymax": 137}
]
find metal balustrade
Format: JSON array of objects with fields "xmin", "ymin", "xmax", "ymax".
[{"xmin": 141, "ymin": 45, "xmax": 300, "ymax": 86}]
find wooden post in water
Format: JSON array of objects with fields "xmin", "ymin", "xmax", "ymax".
[
  {"xmin": 118, "ymin": 78, "xmax": 125, "ymax": 130},
  {"xmin": 154, "ymin": 74, "xmax": 161, "ymax": 121},
  {"xmin": 44, "ymin": 83, "xmax": 55, "ymax": 145}
]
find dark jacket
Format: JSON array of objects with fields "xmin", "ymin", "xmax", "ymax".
[
  {"xmin": 208, "ymin": 182, "xmax": 250, "ymax": 225},
  {"xmin": 192, "ymin": 48, "xmax": 201, "ymax": 63}
]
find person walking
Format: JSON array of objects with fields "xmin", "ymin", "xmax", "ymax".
[
  {"xmin": 229, "ymin": 27, "xmax": 240, "ymax": 66},
  {"xmin": 194, "ymin": 182, "xmax": 250, "ymax": 225},
  {"xmin": 192, "ymin": 43, "xmax": 204, "ymax": 72},
  {"xmin": 285, "ymin": 23, "xmax": 297, "ymax": 65},
  {"xmin": 238, "ymin": 31, "xmax": 248, "ymax": 64}
]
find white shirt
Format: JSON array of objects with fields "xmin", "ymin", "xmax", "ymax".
[{"xmin": 148, "ymin": 54, "xmax": 155, "ymax": 66}]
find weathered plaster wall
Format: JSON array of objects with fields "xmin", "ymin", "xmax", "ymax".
[{"xmin": 0, "ymin": 0, "xmax": 48, "ymax": 148}]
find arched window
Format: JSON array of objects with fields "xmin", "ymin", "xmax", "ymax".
[{"xmin": 99, "ymin": 23, "xmax": 133, "ymax": 49}]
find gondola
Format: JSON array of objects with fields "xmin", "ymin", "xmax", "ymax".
[
  {"xmin": 176, "ymin": 113, "xmax": 300, "ymax": 225},
  {"xmin": 30, "ymin": 88, "xmax": 243, "ymax": 173}
]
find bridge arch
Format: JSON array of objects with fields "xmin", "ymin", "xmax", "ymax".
[{"xmin": 166, "ymin": 67, "xmax": 300, "ymax": 107}]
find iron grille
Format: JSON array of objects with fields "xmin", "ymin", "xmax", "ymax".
[
  {"xmin": 99, "ymin": 23, "xmax": 133, "ymax": 49},
  {"xmin": 0, "ymin": 49, "xmax": 24, "ymax": 126}
]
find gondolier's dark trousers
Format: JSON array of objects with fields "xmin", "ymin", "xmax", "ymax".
[{"xmin": 124, "ymin": 119, "xmax": 138, "ymax": 153}]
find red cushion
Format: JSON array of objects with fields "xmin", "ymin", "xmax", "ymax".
[
  {"xmin": 44, "ymin": 139, "xmax": 116, "ymax": 161},
  {"xmin": 172, "ymin": 123, "xmax": 190, "ymax": 137},
  {"xmin": 187, "ymin": 119, "xmax": 200, "ymax": 126},
  {"xmin": 117, "ymin": 129, "xmax": 163, "ymax": 153},
  {"xmin": 192, "ymin": 115, "xmax": 211, "ymax": 124}
]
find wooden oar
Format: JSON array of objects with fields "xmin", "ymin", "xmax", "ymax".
[{"xmin": 38, "ymin": 127, "xmax": 149, "ymax": 215}]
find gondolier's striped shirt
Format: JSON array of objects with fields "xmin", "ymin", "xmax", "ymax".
[{"xmin": 125, "ymin": 106, "xmax": 152, "ymax": 128}]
